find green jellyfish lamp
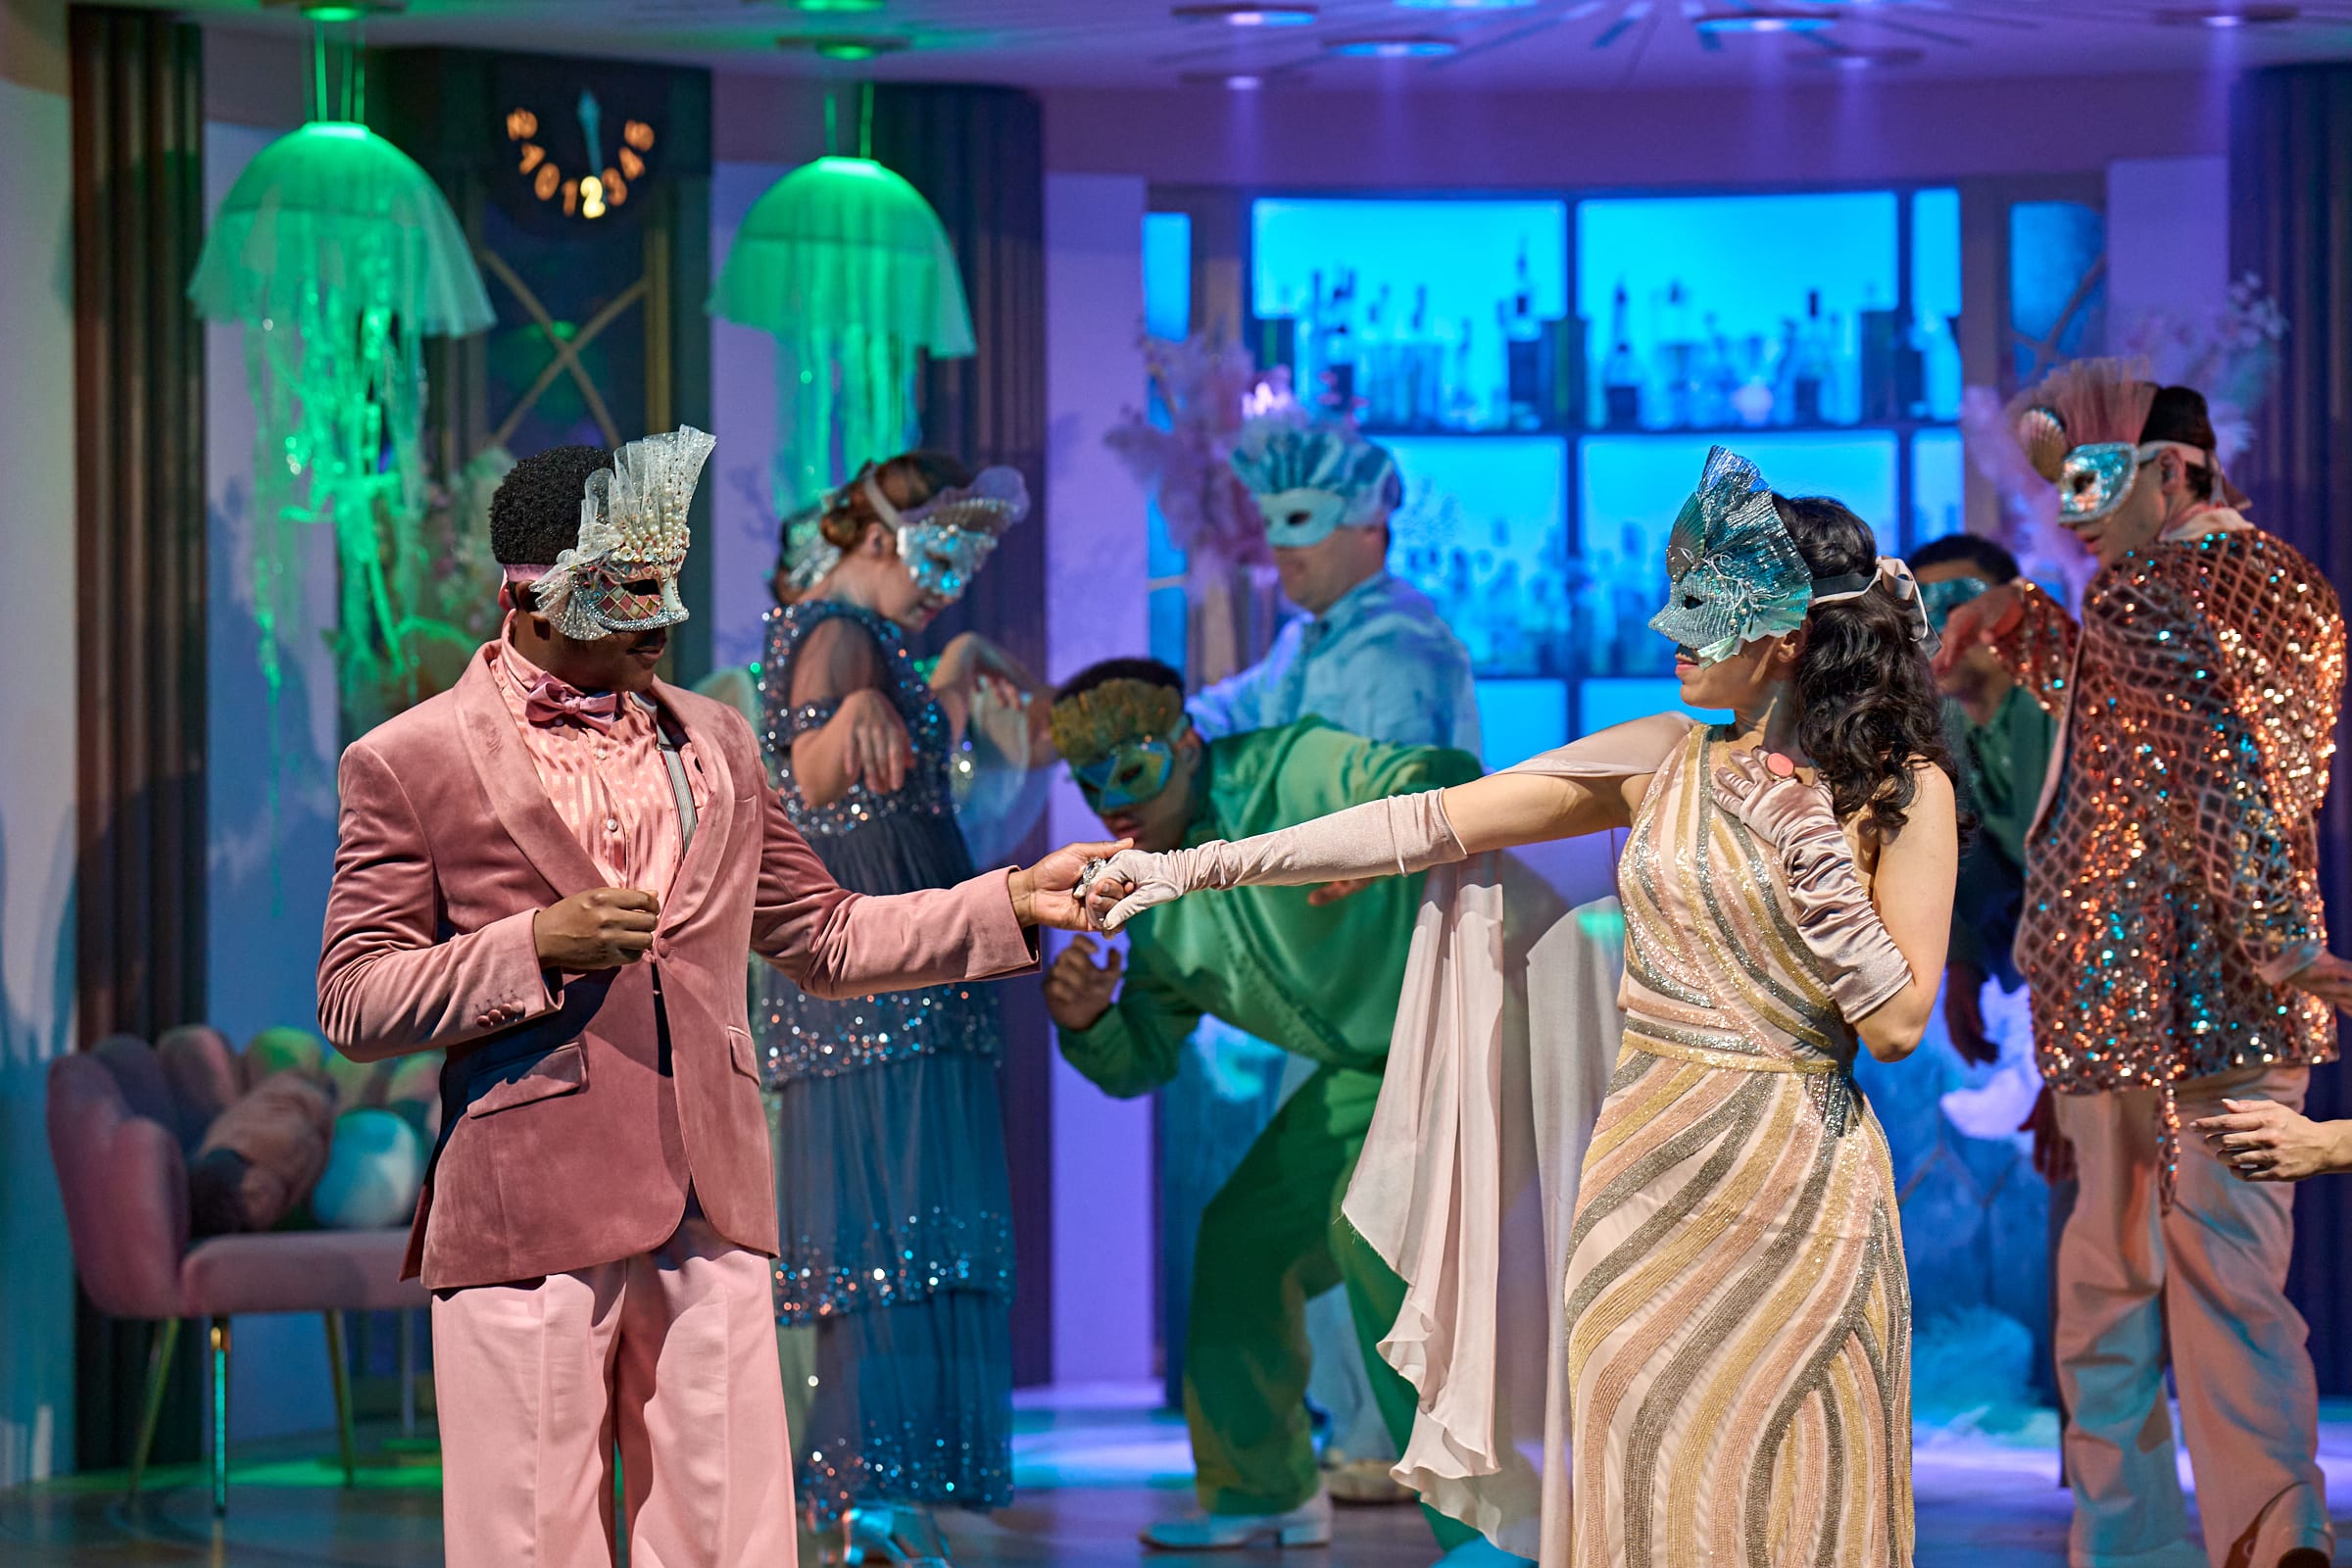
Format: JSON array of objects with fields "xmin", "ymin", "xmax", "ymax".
[
  {"xmin": 188, "ymin": 120, "xmax": 495, "ymax": 715},
  {"xmin": 708, "ymin": 154, "xmax": 975, "ymax": 519}
]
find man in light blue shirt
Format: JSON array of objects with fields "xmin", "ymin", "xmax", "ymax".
[{"xmin": 1190, "ymin": 422, "xmax": 1480, "ymax": 756}]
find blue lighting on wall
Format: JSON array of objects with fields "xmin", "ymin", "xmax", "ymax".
[{"xmin": 1144, "ymin": 211, "xmax": 1195, "ymax": 672}]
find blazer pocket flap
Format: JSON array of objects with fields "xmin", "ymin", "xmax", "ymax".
[
  {"xmin": 727, "ymin": 1028, "xmax": 759, "ymax": 1080},
  {"xmin": 465, "ymin": 1043, "xmax": 588, "ymax": 1118}
]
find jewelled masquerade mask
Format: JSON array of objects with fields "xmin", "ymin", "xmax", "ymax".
[
  {"xmin": 1918, "ymin": 574, "xmax": 1988, "ymax": 634},
  {"xmin": 865, "ymin": 466, "xmax": 1031, "ymax": 603},
  {"xmin": 1647, "ymin": 446, "xmax": 1937, "ymax": 663},
  {"xmin": 1647, "ymin": 446, "xmax": 1813, "ymax": 664},
  {"xmin": 1051, "ymin": 678, "xmax": 1190, "ymax": 812},
  {"xmin": 2050, "ymin": 440, "xmax": 2214, "ymax": 527},
  {"xmin": 1229, "ymin": 419, "xmax": 1397, "ymax": 550},
  {"xmin": 523, "ymin": 425, "xmax": 714, "ymax": 639}
]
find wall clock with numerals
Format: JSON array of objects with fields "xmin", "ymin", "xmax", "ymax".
[{"xmin": 504, "ymin": 88, "xmax": 655, "ymax": 221}]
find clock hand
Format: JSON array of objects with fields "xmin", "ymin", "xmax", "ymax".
[{"xmin": 576, "ymin": 87, "xmax": 604, "ymax": 175}]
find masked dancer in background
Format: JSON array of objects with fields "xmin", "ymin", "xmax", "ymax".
[
  {"xmin": 1085, "ymin": 447, "xmax": 1956, "ymax": 1565},
  {"xmin": 1040, "ymin": 661, "xmax": 1497, "ymax": 1562},
  {"xmin": 1185, "ymin": 416, "xmax": 1482, "ymax": 1503},
  {"xmin": 751, "ymin": 450, "xmax": 1058, "ymax": 1565},
  {"xmin": 1939, "ymin": 366, "xmax": 2352, "ymax": 1568},
  {"xmin": 1190, "ymin": 418, "xmax": 1479, "ymax": 755}
]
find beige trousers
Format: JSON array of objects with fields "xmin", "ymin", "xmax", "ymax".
[
  {"xmin": 2052, "ymin": 1064, "xmax": 2328, "ymax": 1568},
  {"xmin": 432, "ymin": 1214, "xmax": 798, "ymax": 1568}
]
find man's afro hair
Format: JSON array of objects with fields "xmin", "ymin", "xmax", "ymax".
[{"xmin": 490, "ymin": 443, "xmax": 615, "ymax": 567}]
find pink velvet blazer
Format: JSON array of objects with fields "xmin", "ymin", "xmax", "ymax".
[{"xmin": 318, "ymin": 649, "xmax": 1037, "ymax": 1290}]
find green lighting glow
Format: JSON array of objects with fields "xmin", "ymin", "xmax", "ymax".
[
  {"xmin": 791, "ymin": 0, "xmax": 887, "ymax": 11},
  {"xmin": 302, "ymin": 4, "xmax": 370, "ymax": 20},
  {"xmin": 188, "ymin": 119, "xmax": 496, "ymax": 729},
  {"xmin": 814, "ymin": 40, "xmax": 883, "ymax": 59},
  {"xmin": 708, "ymin": 152, "xmax": 975, "ymax": 519}
]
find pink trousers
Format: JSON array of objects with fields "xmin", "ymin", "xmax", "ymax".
[
  {"xmin": 431, "ymin": 1214, "xmax": 797, "ymax": 1568},
  {"xmin": 2053, "ymin": 1064, "xmax": 2329, "ymax": 1568}
]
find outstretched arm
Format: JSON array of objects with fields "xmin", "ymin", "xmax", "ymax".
[{"xmin": 1088, "ymin": 714, "xmax": 1684, "ymax": 929}]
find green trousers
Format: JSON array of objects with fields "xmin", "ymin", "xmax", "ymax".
[{"xmin": 1183, "ymin": 1062, "xmax": 1474, "ymax": 1551}]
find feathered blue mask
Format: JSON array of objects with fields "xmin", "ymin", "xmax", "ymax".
[
  {"xmin": 1646, "ymin": 446, "xmax": 1812, "ymax": 665},
  {"xmin": 1228, "ymin": 419, "xmax": 1396, "ymax": 549},
  {"xmin": 1646, "ymin": 446, "xmax": 1938, "ymax": 663}
]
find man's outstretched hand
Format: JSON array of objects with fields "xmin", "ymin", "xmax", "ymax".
[
  {"xmin": 1932, "ymin": 583, "xmax": 2021, "ymax": 679},
  {"xmin": 534, "ymin": 888, "xmax": 660, "ymax": 970},
  {"xmin": 1009, "ymin": 839, "xmax": 1132, "ymax": 932}
]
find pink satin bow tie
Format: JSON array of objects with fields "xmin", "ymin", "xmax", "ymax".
[{"xmin": 520, "ymin": 676, "xmax": 623, "ymax": 733}]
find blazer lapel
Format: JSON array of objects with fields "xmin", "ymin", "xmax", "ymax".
[
  {"xmin": 650, "ymin": 678, "xmax": 737, "ymax": 934},
  {"xmin": 456, "ymin": 651, "xmax": 609, "ymax": 901}
]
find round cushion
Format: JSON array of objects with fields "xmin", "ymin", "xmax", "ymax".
[
  {"xmin": 244, "ymin": 1026, "xmax": 327, "ymax": 1085},
  {"xmin": 310, "ymin": 1108, "xmax": 425, "ymax": 1230}
]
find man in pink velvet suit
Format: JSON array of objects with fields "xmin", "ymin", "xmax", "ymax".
[{"xmin": 317, "ymin": 429, "xmax": 1111, "ymax": 1568}]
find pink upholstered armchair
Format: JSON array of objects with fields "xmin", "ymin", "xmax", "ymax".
[{"xmin": 45, "ymin": 1031, "xmax": 427, "ymax": 1515}]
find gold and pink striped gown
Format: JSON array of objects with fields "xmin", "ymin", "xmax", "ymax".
[{"xmin": 1563, "ymin": 722, "xmax": 1913, "ymax": 1566}]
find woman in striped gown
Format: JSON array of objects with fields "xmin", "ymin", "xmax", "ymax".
[{"xmin": 1087, "ymin": 448, "xmax": 1958, "ymax": 1565}]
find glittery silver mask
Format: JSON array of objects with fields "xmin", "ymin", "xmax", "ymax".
[{"xmin": 1646, "ymin": 446, "xmax": 1813, "ymax": 665}]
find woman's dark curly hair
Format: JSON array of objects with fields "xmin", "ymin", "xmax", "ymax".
[
  {"xmin": 816, "ymin": 450, "xmax": 973, "ymax": 552},
  {"xmin": 1774, "ymin": 493, "xmax": 1957, "ymax": 842}
]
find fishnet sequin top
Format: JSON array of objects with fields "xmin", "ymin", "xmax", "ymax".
[{"xmin": 1995, "ymin": 525, "xmax": 2344, "ymax": 1094}]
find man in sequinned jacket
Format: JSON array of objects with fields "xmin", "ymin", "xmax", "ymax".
[{"xmin": 1943, "ymin": 370, "xmax": 2352, "ymax": 1568}]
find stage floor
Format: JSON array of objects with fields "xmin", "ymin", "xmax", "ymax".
[{"xmin": 9, "ymin": 1393, "xmax": 2352, "ymax": 1565}]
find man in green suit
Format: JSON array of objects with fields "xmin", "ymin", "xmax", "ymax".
[{"xmin": 1044, "ymin": 658, "xmax": 1508, "ymax": 1563}]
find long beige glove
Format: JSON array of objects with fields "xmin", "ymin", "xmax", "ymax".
[
  {"xmin": 1091, "ymin": 791, "xmax": 1466, "ymax": 932},
  {"xmin": 1709, "ymin": 750, "xmax": 1912, "ymax": 1022}
]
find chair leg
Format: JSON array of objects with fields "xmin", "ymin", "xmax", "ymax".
[
  {"xmin": 124, "ymin": 1317, "xmax": 181, "ymax": 1502},
  {"xmin": 208, "ymin": 1317, "xmax": 230, "ymax": 1519},
  {"xmin": 323, "ymin": 1310, "xmax": 357, "ymax": 1487}
]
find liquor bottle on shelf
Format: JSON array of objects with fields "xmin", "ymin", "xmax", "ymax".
[
  {"xmin": 1825, "ymin": 307, "xmax": 1855, "ymax": 425},
  {"xmin": 1769, "ymin": 317, "xmax": 1801, "ymax": 426},
  {"xmin": 1322, "ymin": 270, "xmax": 1357, "ymax": 415},
  {"xmin": 1690, "ymin": 312, "xmax": 1734, "ymax": 429},
  {"xmin": 1731, "ymin": 332, "xmax": 1775, "ymax": 428},
  {"xmin": 1361, "ymin": 282, "xmax": 1393, "ymax": 426},
  {"xmin": 1446, "ymin": 316, "xmax": 1482, "ymax": 431},
  {"xmin": 1296, "ymin": 269, "xmax": 1325, "ymax": 409},
  {"xmin": 1408, "ymin": 284, "xmax": 1441, "ymax": 429},
  {"xmin": 1648, "ymin": 279, "xmax": 1696, "ymax": 430},
  {"xmin": 1859, "ymin": 283, "xmax": 1914, "ymax": 424},
  {"xmin": 1789, "ymin": 290, "xmax": 1829, "ymax": 425},
  {"xmin": 1601, "ymin": 279, "xmax": 1642, "ymax": 432},
  {"xmin": 1504, "ymin": 239, "xmax": 1544, "ymax": 432}
]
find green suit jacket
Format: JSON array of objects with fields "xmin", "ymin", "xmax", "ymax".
[{"xmin": 1057, "ymin": 718, "xmax": 1484, "ymax": 1098}]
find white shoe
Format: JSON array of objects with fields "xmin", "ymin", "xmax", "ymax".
[{"xmin": 1141, "ymin": 1491, "xmax": 1333, "ymax": 1550}]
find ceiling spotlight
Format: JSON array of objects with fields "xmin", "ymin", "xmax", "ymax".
[
  {"xmin": 1799, "ymin": 44, "xmax": 1926, "ymax": 68},
  {"xmin": 775, "ymin": 32, "xmax": 911, "ymax": 59},
  {"xmin": 768, "ymin": 0, "xmax": 886, "ymax": 13},
  {"xmin": 261, "ymin": 0, "xmax": 407, "ymax": 17},
  {"xmin": 1326, "ymin": 34, "xmax": 1460, "ymax": 57},
  {"xmin": 1393, "ymin": 0, "xmax": 1540, "ymax": 9},
  {"xmin": 1171, "ymin": 4, "xmax": 1320, "ymax": 24},
  {"xmin": 1692, "ymin": 9, "xmax": 1835, "ymax": 33},
  {"xmin": 2153, "ymin": 4, "xmax": 2299, "ymax": 23},
  {"xmin": 1178, "ymin": 69, "xmax": 1287, "ymax": 87}
]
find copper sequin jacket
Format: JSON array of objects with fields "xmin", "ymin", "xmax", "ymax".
[{"xmin": 1994, "ymin": 519, "xmax": 2343, "ymax": 1095}]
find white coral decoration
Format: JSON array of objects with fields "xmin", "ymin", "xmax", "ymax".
[{"xmin": 538, "ymin": 425, "xmax": 715, "ymax": 637}]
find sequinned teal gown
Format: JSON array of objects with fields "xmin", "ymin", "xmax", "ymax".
[{"xmin": 755, "ymin": 600, "xmax": 1014, "ymax": 1526}]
